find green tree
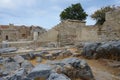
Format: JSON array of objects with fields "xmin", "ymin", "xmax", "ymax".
[
  {"xmin": 60, "ymin": 3, "xmax": 88, "ymax": 21},
  {"xmin": 91, "ymin": 6, "xmax": 115, "ymax": 25}
]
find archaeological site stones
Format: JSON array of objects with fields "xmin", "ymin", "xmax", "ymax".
[{"xmin": 0, "ymin": 2, "xmax": 120, "ymax": 80}]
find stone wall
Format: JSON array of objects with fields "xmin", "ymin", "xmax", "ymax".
[
  {"xmin": 0, "ymin": 24, "xmax": 46, "ymax": 42},
  {"xmin": 38, "ymin": 7, "xmax": 120, "ymax": 46},
  {"xmin": 38, "ymin": 20, "xmax": 99, "ymax": 46},
  {"xmin": 99, "ymin": 7, "xmax": 120, "ymax": 41}
]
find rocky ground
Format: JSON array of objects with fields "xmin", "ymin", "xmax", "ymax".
[{"xmin": 0, "ymin": 43, "xmax": 120, "ymax": 80}]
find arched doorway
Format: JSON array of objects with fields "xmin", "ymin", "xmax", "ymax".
[{"xmin": 6, "ymin": 35, "xmax": 8, "ymax": 40}]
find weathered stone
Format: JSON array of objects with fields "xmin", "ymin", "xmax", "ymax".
[
  {"xmin": 45, "ymin": 54, "xmax": 53, "ymax": 60},
  {"xmin": 82, "ymin": 42, "xmax": 101, "ymax": 59},
  {"xmin": 35, "ymin": 51, "xmax": 49, "ymax": 58},
  {"xmin": 27, "ymin": 64, "xmax": 53, "ymax": 79},
  {"xmin": 3, "ymin": 62, "xmax": 20, "ymax": 73},
  {"xmin": 0, "ymin": 47, "xmax": 17, "ymax": 53},
  {"xmin": 47, "ymin": 72, "xmax": 71, "ymax": 80},
  {"xmin": 14, "ymin": 55, "xmax": 25, "ymax": 64},
  {"xmin": 21, "ymin": 52, "xmax": 35, "ymax": 60},
  {"xmin": 4, "ymin": 57, "xmax": 15, "ymax": 63},
  {"xmin": 52, "ymin": 50, "xmax": 62, "ymax": 57},
  {"xmin": 82, "ymin": 41, "xmax": 120, "ymax": 60},
  {"xmin": 0, "ymin": 57, "xmax": 4, "ymax": 65},
  {"xmin": 95, "ymin": 41, "xmax": 120, "ymax": 60},
  {"xmin": 21, "ymin": 60, "xmax": 34, "ymax": 73},
  {"xmin": 61, "ymin": 58, "xmax": 94, "ymax": 80},
  {"xmin": 28, "ymin": 51, "xmax": 35, "ymax": 60},
  {"xmin": 7, "ymin": 68, "xmax": 27, "ymax": 80}
]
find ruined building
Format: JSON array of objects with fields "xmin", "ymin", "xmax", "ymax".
[
  {"xmin": 38, "ymin": 7, "xmax": 120, "ymax": 46},
  {"xmin": 0, "ymin": 24, "xmax": 46, "ymax": 42}
]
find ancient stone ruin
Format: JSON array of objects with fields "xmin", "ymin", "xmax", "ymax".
[{"xmin": 0, "ymin": 6, "xmax": 120, "ymax": 80}]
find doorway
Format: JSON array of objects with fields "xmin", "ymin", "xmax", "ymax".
[{"xmin": 6, "ymin": 35, "xmax": 8, "ymax": 40}]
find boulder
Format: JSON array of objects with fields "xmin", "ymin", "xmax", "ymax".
[
  {"xmin": 3, "ymin": 62, "xmax": 20, "ymax": 73},
  {"xmin": 21, "ymin": 60, "xmax": 34, "ymax": 73},
  {"xmin": 56, "ymin": 58, "xmax": 94, "ymax": 80},
  {"xmin": 21, "ymin": 52, "xmax": 35, "ymax": 60},
  {"xmin": 47, "ymin": 58, "xmax": 94, "ymax": 80},
  {"xmin": 0, "ymin": 57, "xmax": 4, "ymax": 65},
  {"xmin": 4, "ymin": 57, "xmax": 15, "ymax": 63},
  {"xmin": 82, "ymin": 43, "xmax": 101, "ymax": 59},
  {"xmin": 82, "ymin": 41, "xmax": 120, "ymax": 60},
  {"xmin": 7, "ymin": 68, "xmax": 27, "ymax": 80},
  {"xmin": 27, "ymin": 51, "xmax": 35, "ymax": 60},
  {"xmin": 47, "ymin": 72, "xmax": 71, "ymax": 80},
  {"xmin": 0, "ymin": 69, "xmax": 9, "ymax": 77},
  {"xmin": 27, "ymin": 64, "xmax": 53, "ymax": 79},
  {"xmin": 14, "ymin": 55, "xmax": 25, "ymax": 64},
  {"xmin": 95, "ymin": 41, "xmax": 120, "ymax": 60},
  {"xmin": 0, "ymin": 47, "xmax": 17, "ymax": 53}
]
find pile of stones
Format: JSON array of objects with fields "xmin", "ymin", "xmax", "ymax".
[
  {"xmin": 0, "ymin": 54, "xmax": 95, "ymax": 80},
  {"xmin": 34, "ymin": 50, "xmax": 73, "ymax": 60}
]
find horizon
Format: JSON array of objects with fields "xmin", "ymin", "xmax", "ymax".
[{"xmin": 0, "ymin": 0, "xmax": 120, "ymax": 29}]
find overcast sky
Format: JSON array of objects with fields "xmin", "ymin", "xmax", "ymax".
[{"xmin": 0, "ymin": 0, "xmax": 120, "ymax": 29}]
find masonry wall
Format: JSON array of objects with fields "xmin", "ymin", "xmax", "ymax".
[
  {"xmin": 38, "ymin": 20, "xmax": 99, "ymax": 46},
  {"xmin": 39, "ymin": 28, "xmax": 58, "ymax": 42},
  {"xmin": 99, "ymin": 8, "xmax": 120, "ymax": 41},
  {"xmin": 77, "ymin": 27, "xmax": 99, "ymax": 42},
  {"xmin": 1, "ymin": 30, "xmax": 19, "ymax": 41}
]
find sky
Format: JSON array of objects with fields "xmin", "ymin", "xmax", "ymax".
[{"xmin": 0, "ymin": 0, "xmax": 120, "ymax": 29}]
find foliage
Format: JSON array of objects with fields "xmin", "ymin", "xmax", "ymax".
[
  {"xmin": 60, "ymin": 3, "xmax": 88, "ymax": 21},
  {"xmin": 91, "ymin": 6, "xmax": 115, "ymax": 25}
]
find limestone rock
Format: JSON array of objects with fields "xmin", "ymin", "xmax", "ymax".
[
  {"xmin": 82, "ymin": 41, "xmax": 120, "ymax": 60},
  {"xmin": 21, "ymin": 60, "xmax": 34, "ymax": 73},
  {"xmin": 47, "ymin": 72, "xmax": 71, "ymax": 80},
  {"xmin": 0, "ymin": 47, "xmax": 17, "ymax": 54},
  {"xmin": 21, "ymin": 52, "xmax": 35, "ymax": 60},
  {"xmin": 27, "ymin": 64, "xmax": 53, "ymax": 79},
  {"xmin": 14, "ymin": 55, "xmax": 25, "ymax": 64},
  {"xmin": 3, "ymin": 62, "xmax": 20, "ymax": 73},
  {"xmin": 59, "ymin": 58, "xmax": 94, "ymax": 80},
  {"xmin": 95, "ymin": 41, "xmax": 120, "ymax": 60},
  {"xmin": 7, "ymin": 68, "xmax": 27, "ymax": 80},
  {"xmin": 82, "ymin": 43, "xmax": 101, "ymax": 59}
]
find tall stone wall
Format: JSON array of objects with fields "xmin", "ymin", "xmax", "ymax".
[{"xmin": 99, "ymin": 7, "xmax": 120, "ymax": 41}]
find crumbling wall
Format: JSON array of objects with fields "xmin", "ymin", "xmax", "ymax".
[{"xmin": 99, "ymin": 8, "xmax": 120, "ymax": 41}]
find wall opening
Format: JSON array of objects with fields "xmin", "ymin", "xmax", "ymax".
[
  {"xmin": 22, "ymin": 34, "xmax": 26, "ymax": 38},
  {"xmin": 6, "ymin": 35, "xmax": 8, "ymax": 40}
]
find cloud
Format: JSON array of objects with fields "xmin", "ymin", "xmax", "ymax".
[{"xmin": 0, "ymin": 0, "xmax": 37, "ymax": 10}]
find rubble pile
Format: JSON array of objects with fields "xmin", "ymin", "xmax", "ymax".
[{"xmin": 0, "ymin": 51, "xmax": 94, "ymax": 80}]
